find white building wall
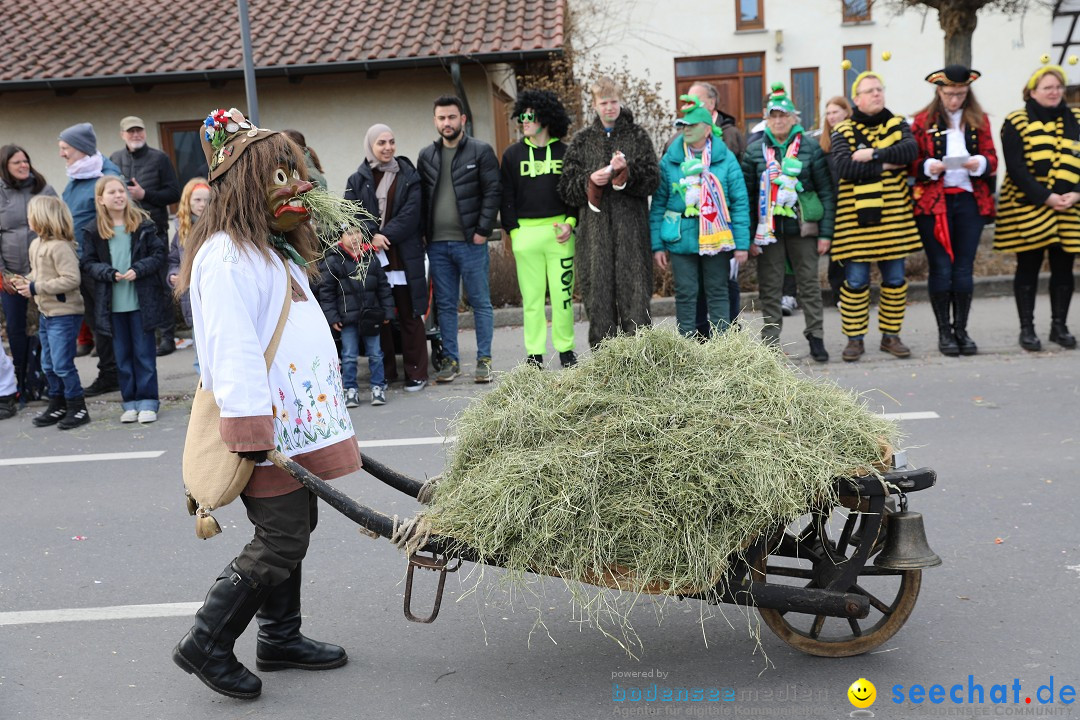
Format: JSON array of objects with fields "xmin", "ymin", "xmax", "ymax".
[
  {"xmin": 0, "ymin": 66, "xmax": 499, "ymax": 195},
  {"xmin": 571, "ymin": 0, "xmax": 1053, "ymax": 129}
]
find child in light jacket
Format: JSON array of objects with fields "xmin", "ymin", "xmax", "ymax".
[{"xmin": 15, "ymin": 195, "xmax": 90, "ymax": 429}]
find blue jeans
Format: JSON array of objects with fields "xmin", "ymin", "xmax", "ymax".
[
  {"xmin": 428, "ymin": 241, "xmax": 493, "ymax": 364},
  {"xmin": 916, "ymin": 193, "xmax": 984, "ymax": 295},
  {"xmin": 111, "ymin": 311, "xmax": 159, "ymax": 411},
  {"xmin": 39, "ymin": 314, "xmax": 84, "ymax": 399},
  {"xmin": 845, "ymin": 258, "xmax": 906, "ymax": 290},
  {"xmin": 340, "ymin": 324, "xmax": 385, "ymax": 390}
]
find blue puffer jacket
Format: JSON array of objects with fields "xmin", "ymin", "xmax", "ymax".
[
  {"xmin": 649, "ymin": 138, "xmax": 750, "ymax": 255},
  {"xmin": 61, "ymin": 155, "xmax": 123, "ymax": 257}
]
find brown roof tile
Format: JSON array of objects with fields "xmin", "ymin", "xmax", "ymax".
[{"xmin": 6, "ymin": 0, "xmax": 563, "ymax": 89}]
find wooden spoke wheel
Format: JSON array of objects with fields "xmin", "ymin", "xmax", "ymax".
[{"xmin": 753, "ymin": 505, "xmax": 921, "ymax": 657}]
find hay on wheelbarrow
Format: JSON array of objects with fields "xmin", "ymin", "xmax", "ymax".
[{"xmin": 421, "ymin": 326, "xmax": 899, "ymax": 649}]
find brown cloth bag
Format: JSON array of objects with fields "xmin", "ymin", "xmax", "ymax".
[{"xmin": 183, "ymin": 264, "xmax": 291, "ymax": 538}]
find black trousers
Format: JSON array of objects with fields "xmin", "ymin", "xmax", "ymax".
[
  {"xmin": 79, "ymin": 280, "xmax": 117, "ymax": 381},
  {"xmin": 236, "ymin": 488, "xmax": 318, "ymax": 587}
]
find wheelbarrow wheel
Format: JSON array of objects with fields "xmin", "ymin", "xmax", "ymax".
[{"xmin": 752, "ymin": 505, "xmax": 921, "ymax": 657}]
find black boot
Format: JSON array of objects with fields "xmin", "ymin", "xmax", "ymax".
[
  {"xmin": 173, "ymin": 563, "xmax": 270, "ymax": 699},
  {"xmin": 1049, "ymin": 284, "xmax": 1077, "ymax": 349},
  {"xmin": 156, "ymin": 330, "xmax": 176, "ymax": 357},
  {"xmin": 951, "ymin": 292, "xmax": 978, "ymax": 356},
  {"xmin": 255, "ymin": 563, "xmax": 347, "ymax": 672},
  {"xmin": 32, "ymin": 396, "xmax": 66, "ymax": 427},
  {"xmin": 1015, "ymin": 284, "xmax": 1042, "ymax": 351},
  {"xmin": 929, "ymin": 293, "xmax": 959, "ymax": 356},
  {"xmin": 57, "ymin": 396, "xmax": 91, "ymax": 430},
  {"xmin": 0, "ymin": 394, "xmax": 16, "ymax": 420}
]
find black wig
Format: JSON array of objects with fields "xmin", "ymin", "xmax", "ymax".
[{"xmin": 513, "ymin": 89, "xmax": 571, "ymax": 139}]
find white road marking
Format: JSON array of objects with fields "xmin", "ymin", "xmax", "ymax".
[
  {"xmin": 357, "ymin": 436, "xmax": 455, "ymax": 448},
  {"xmin": 880, "ymin": 411, "xmax": 940, "ymax": 421},
  {"xmin": 0, "ymin": 602, "xmax": 203, "ymax": 627},
  {"xmin": 0, "ymin": 450, "xmax": 166, "ymax": 467}
]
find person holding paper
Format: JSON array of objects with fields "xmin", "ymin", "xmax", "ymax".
[{"xmin": 911, "ymin": 65, "xmax": 997, "ymax": 356}]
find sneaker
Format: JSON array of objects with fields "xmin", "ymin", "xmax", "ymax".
[
  {"xmin": 435, "ymin": 360, "xmax": 459, "ymax": 384},
  {"xmin": 371, "ymin": 386, "xmax": 386, "ymax": 406},
  {"xmin": 404, "ymin": 378, "xmax": 427, "ymax": 392},
  {"xmin": 156, "ymin": 336, "xmax": 176, "ymax": 357},
  {"xmin": 559, "ymin": 350, "xmax": 578, "ymax": 368},
  {"xmin": 526, "ymin": 354, "xmax": 544, "ymax": 369},
  {"xmin": 120, "ymin": 409, "xmax": 139, "ymax": 423},
  {"xmin": 84, "ymin": 376, "xmax": 119, "ymax": 397},
  {"xmin": 474, "ymin": 357, "xmax": 492, "ymax": 383},
  {"xmin": 344, "ymin": 387, "xmax": 360, "ymax": 408},
  {"xmin": 879, "ymin": 335, "xmax": 911, "ymax": 358},
  {"xmin": 841, "ymin": 339, "xmax": 865, "ymax": 363},
  {"xmin": 807, "ymin": 336, "xmax": 829, "ymax": 363},
  {"xmin": 781, "ymin": 296, "xmax": 798, "ymax": 317},
  {"xmin": 137, "ymin": 410, "xmax": 158, "ymax": 423}
]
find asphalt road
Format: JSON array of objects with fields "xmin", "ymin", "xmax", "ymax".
[{"xmin": 2, "ymin": 296, "xmax": 1079, "ymax": 720}]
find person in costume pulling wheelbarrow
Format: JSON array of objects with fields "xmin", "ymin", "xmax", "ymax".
[{"xmin": 171, "ymin": 109, "xmax": 362, "ymax": 700}]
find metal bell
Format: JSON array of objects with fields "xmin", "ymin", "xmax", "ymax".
[{"xmin": 873, "ymin": 510, "xmax": 942, "ymax": 570}]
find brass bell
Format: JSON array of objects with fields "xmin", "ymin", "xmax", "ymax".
[{"xmin": 873, "ymin": 511, "xmax": 942, "ymax": 570}]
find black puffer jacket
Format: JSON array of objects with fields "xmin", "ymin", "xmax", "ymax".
[
  {"xmin": 109, "ymin": 145, "xmax": 181, "ymax": 239},
  {"xmin": 343, "ymin": 157, "xmax": 428, "ymax": 316},
  {"xmin": 316, "ymin": 245, "xmax": 394, "ymax": 336},
  {"xmin": 416, "ymin": 134, "xmax": 501, "ymax": 241},
  {"xmin": 79, "ymin": 220, "xmax": 170, "ymax": 336}
]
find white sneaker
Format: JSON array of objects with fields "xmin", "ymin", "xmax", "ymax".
[
  {"xmin": 137, "ymin": 410, "xmax": 157, "ymax": 424},
  {"xmin": 371, "ymin": 386, "xmax": 386, "ymax": 406},
  {"xmin": 781, "ymin": 295, "xmax": 798, "ymax": 316},
  {"xmin": 120, "ymin": 409, "xmax": 138, "ymax": 423},
  {"xmin": 344, "ymin": 388, "xmax": 360, "ymax": 408}
]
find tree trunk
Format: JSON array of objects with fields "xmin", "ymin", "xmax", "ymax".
[{"xmin": 938, "ymin": 3, "xmax": 979, "ymax": 67}]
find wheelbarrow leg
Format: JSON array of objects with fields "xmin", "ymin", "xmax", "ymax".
[{"xmin": 403, "ymin": 551, "xmax": 456, "ymax": 623}]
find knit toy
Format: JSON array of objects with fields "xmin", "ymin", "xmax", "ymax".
[
  {"xmin": 772, "ymin": 156, "xmax": 803, "ymax": 218},
  {"xmin": 674, "ymin": 156, "xmax": 705, "ymax": 217}
]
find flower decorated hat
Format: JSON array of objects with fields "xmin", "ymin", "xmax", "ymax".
[{"xmin": 201, "ymin": 108, "xmax": 278, "ymax": 182}]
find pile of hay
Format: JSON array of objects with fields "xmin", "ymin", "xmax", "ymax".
[{"xmin": 421, "ymin": 326, "xmax": 899, "ymax": 646}]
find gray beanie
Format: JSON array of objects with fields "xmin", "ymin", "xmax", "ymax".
[{"xmin": 58, "ymin": 123, "xmax": 98, "ymax": 156}]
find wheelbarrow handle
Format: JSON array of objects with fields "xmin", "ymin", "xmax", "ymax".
[{"xmin": 267, "ymin": 449, "xmax": 398, "ymax": 539}]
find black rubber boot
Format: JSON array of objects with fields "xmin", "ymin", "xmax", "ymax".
[
  {"xmin": 0, "ymin": 393, "xmax": 16, "ymax": 420},
  {"xmin": 173, "ymin": 563, "xmax": 270, "ymax": 700},
  {"xmin": 32, "ymin": 396, "xmax": 66, "ymax": 427},
  {"xmin": 1049, "ymin": 284, "xmax": 1077, "ymax": 349},
  {"xmin": 255, "ymin": 563, "xmax": 347, "ymax": 672},
  {"xmin": 1015, "ymin": 284, "xmax": 1042, "ymax": 351},
  {"xmin": 951, "ymin": 292, "xmax": 978, "ymax": 356},
  {"xmin": 57, "ymin": 395, "xmax": 91, "ymax": 430},
  {"xmin": 929, "ymin": 293, "xmax": 959, "ymax": 356}
]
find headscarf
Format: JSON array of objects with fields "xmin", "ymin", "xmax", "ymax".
[{"xmin": 364, "ymin": 123, "xmax": 400, "ymax": 226}]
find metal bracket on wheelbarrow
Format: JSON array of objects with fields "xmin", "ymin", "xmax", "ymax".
[{"xmin": 404, "ymin": 551, "xmax": 461, "ymax": 623}]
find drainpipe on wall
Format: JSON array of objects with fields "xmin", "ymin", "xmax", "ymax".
[
  {"xmin": 449, "ymin": 61, "xmax": 474, "ymax": 137},
  {"xmin": 237, "ymin": 0, "xmax": 260, "ymax": 124}
]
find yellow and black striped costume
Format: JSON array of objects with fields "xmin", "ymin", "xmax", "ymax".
[
  {"xmin": 831, "ymin": 116, "xmax": 921, "ymax": 262},
  {"xmin": 993, "ymin": 107, "xmax": 1080, "ymax": 254}
]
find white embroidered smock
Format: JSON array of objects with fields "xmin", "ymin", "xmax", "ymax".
[{"xmin": 190, "ymin": 232, "xmax": 355, "ymax": 460}]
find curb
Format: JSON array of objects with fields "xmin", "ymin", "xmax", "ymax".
[{"xmin": 458, "ymin": 273, "xmax": 1077, "ymax": 330}]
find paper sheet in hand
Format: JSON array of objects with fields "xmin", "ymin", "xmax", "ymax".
[{"xmin": 943, "ymin": 155, "xmax": 970, "ymax": 171}]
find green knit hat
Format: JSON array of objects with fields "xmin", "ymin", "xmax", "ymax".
[{"xmin": 764, "ymin": 82, "xmax": 798, "ymax": 115}]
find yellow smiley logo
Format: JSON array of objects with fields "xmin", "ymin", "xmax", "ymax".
[{"xmin": 848, "ymin": 678, "xmax": 877, "ymax": 709}]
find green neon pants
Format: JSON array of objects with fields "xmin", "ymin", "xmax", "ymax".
[{"xmin": 511, "ymin": 216, "xmax": 576, "ymax": 354}]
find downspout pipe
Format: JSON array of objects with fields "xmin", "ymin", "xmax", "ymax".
[{"xmin": 449, "ymin": 61, "xmax": 474, "ymax": 137}]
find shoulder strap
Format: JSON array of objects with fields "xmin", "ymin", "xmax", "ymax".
[{"xmin": 263, "ymin": 261, "xmax": 292, "ymax": 371}]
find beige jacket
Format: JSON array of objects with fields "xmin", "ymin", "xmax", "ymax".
[{"xmin": 27, "ymin": 237, "xmax": 84, "ymax": 317}]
